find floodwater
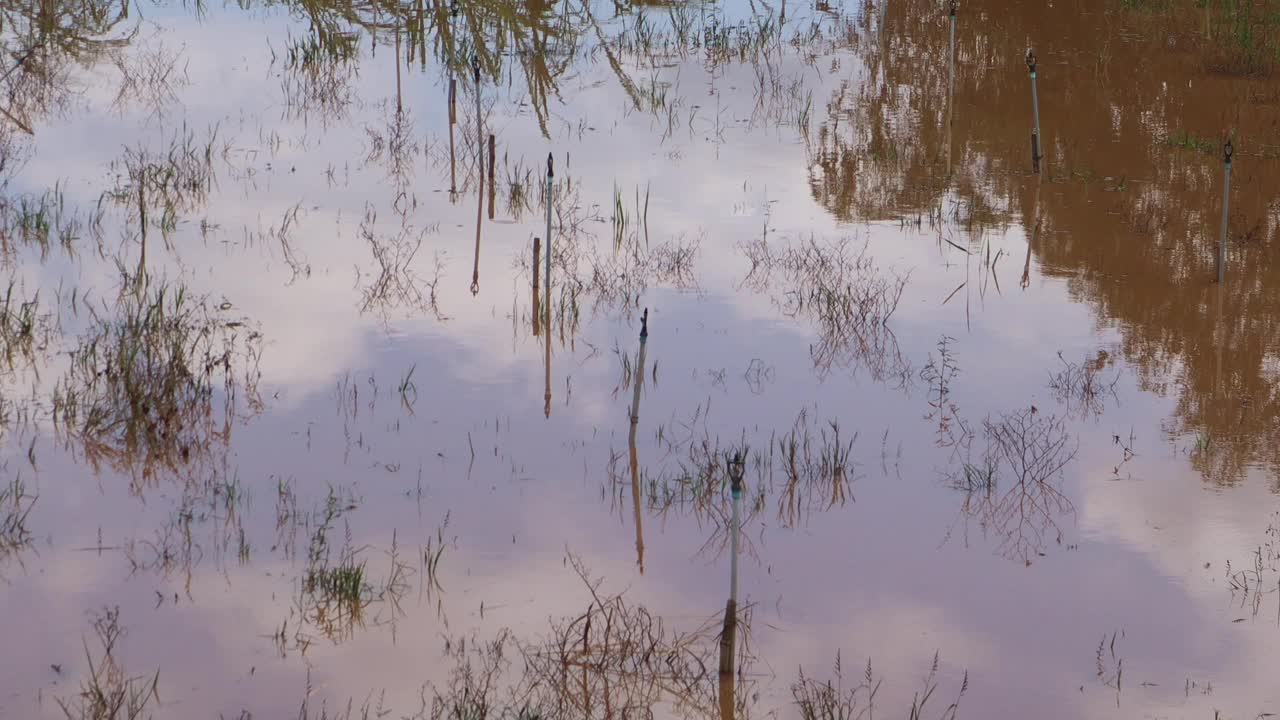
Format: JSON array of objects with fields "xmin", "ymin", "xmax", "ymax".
[{"xmin": 1, "ymin": 0, "xmax": 1279, "ymax": 717}]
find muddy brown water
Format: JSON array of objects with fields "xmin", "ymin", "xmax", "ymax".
[{"xmin": 1, "ymin": 0, "xmax": 1279, "ymax": 717}]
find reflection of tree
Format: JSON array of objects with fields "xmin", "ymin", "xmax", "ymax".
[
  {"xmin": 805, "ymin": 5, "xmax": 1016, "ymax": 227},
  {"xmin": 277, "ymin": 29, "xmax": 359, "ymax": 125},
  {"xmin": 266, "ymin": 0, "xmax": 820, "ymax": 144},
  {"xmin": 818, "ymin": 0, "xmax": 1280, "ymax": 487},
  {"xmin": 262, "ymin": 0, "xmax": 577, "ymax": 137},
  {"xmin": 441, "ymin": 0, "xmax": 577, "ymax": 138},
  {"xmin": 0, "ymin": 0, "xmax": 134, "ymax": 136}
]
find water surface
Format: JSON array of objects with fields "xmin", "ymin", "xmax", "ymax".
[{"xmin": 2, "ymin": 0, "xmax": 1279, "ymax": 717}]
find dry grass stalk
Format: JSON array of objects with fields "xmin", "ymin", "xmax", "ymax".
[{"xmin": 57, "ymin": 607, "xmax": 160, "ymax": 720}]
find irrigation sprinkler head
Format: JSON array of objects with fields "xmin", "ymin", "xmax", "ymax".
[
  {"xmin": 640, "ymin": 308, "xmax": 649, "ymax": 340},
  {"xmin": 949, "ymin": 0, "xmax": 957, "ymax": 17},
  {"xmin": 1224, "ymin": 139, "xmax": 1234, "ymax": 164},
  {"xmin": 547, "ymin": 153, "xmax": 554, "ymax": 179},
  {"xmin": 728, "ymin": 452, "xmax": 744, "ymax": 497},
  {"xmin": 1026, "ymin": 49, "xmax": 1036, "ymax": 74}
]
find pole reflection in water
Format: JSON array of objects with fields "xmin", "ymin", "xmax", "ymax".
[
  {"xmin": 488, "ymin": 133, "xmax": 496, "ymax": 220},
  {"xmin": 946, "ymin": 0, "xmax": 955, "ymax": 177},
  {"xmin": 448, "ymin": 75, "xmax": 457, "ymax": 197},
  {"xmin": 718, "ymin": 672, "xmax": 734, "ymax": 720},
  {"xmin": 1027, "ymin": 48, "xmax": 1042, "ymax": 173},
  {"xmin": 543, "ymin": 294, "xmax": 551, "ymax": 418},
  {"xmin": 718, "ymin": 452, "xmax": 744, "ymax": 719},
  {"xmin": 470, "ymin": 57, "xmax": 482, "ymax": 296},
  {"xmin": 543, "ymin": 255, "xmax": 552, "ymax": 419},
  {"xmin": 532, "ymin": 237, "xmax": 541, "ymax": 337},
  {"xmin": 394, "ymin": 20, "xmax": 403, "ymax": 115},
  {"xmin": 1214, "ymin": 284, "xmax": 1223, "ymax": 396},
  {"xmin": 544, "ymin": 154, "xmax": 554, "ymax": 418},
  {"xmin": 1218, "ymin": 139, "xmax": 1232, "ymax": 284},
  {"xmin": 1021, "ymin": 174, "xmax": 1042, "ymax": 290},
  {"xmin": 628, "ymin": 309, "xmax": 649, "ymax": 574}
]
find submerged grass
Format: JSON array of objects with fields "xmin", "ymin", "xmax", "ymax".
[
  {"xmin": 794, "ymin": 651, "xmax": 966, "ymax": 720},
  {"xmin": 276, "ymin": 486, "xmax": 412, "ymax": 648},
  {"xmin": 740, "ymin": 235, "xmax": 910, "ymax": 384},
  {"xmin": 1047, "ymin": 350, "xmax": 1119, "ymax": 419},
  {"xmin": 305, "ymin": 552, "xmax": 369, "ymax": 619},
  {"xmin": 1166, "ymin": 129, "xmax": 1219, "ymax": 154},
  {"xmin": 636, "ymin": 406, "xmax": 861, "ymax": 537},
  {"xmin": 1124, "ymin": 0, "xmax": 1280, "ymax": 75},
  {"xmin": 0, "ymin": 183, "xmax": 106, "ymax": 259},
  {"xmin": 1224, "ymin": 511, "xmax": 1280, "ymax": 620},
  {"xmin": 108, "ymin": 123, "xmax": 223, "ymax": 246},
  {"xmin": 299, "ymin": 554, "xmax": 960, "ymax": 720},
  {"xmin": 424, "ymin": 553, "xmax": 754, "ymax": 719},
  {"xmin": 0, "ymin": 279, "xmax": 49, "ymax": 369},
  {"xmin": 0, "ymin": 474, "xmax": 35, "ymax": 557},
  {"xmin": 277, "ymin": 28, "xmax": 359, "ymax": 122},
  {"xmin": 51, "ymin": 274, "xmax": 261, "ymax": 481},
  {"xmin": 1204, "ymin": 0, "xmax": 1280, "ymax": 76}
]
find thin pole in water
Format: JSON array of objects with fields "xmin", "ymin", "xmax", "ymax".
[
  {"xmin": 545, "ymin": 154, "xmax": 554, "ymax": 298},
  {"xmin": 1218, "ymin": 139, "xmax": 1232, "ymax": 284},
  {"xmin": 1027, "ymin": 49, "xmax": 1041, "ymax": 173},
  {"xmin": 1022, "ymin": 180, "xmax": 1042, "ymax": 290}
]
